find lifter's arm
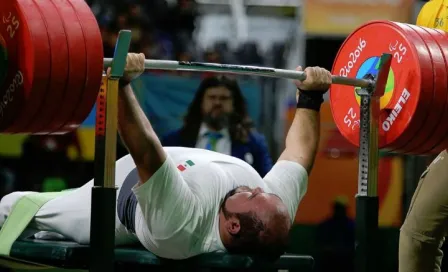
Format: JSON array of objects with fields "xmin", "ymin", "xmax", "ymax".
[
  {"xmin": 117, "ymin": 53, "xmax": 166, "ymax": 184},
  {"xmin": 278, "ymin": 66, "xmax": 332, "ymax": 174}
]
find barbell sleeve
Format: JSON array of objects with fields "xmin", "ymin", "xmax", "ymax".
[{"xmin": 103, "ymin": 58, "xmax": 374, "ymax": 88}]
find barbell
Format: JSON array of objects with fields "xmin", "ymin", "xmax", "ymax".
[{"xmin": 0, "ymin": 0, "xmax": 447, "ymax": 155}]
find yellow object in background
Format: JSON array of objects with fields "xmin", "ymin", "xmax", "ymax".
[{"xmin": 417, "ymin": 0, "xmax": 448, "ymax": 30}]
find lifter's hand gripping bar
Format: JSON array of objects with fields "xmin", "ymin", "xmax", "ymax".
[{"xmin": 103, "ymin": 58, "xmax": 375, "ymax": 89}]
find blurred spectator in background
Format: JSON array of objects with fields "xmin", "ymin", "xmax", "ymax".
[
  {"xmin": 98, "ymin": 0, "xmax": 198, "ymax": 63},
  {"xmin": 0, "ymin": 165, "xmax": 15, "ymax": 198},
  {"xmin": 161, "ymin": 75, "xmax": 273, "ymax": 177},
  {"xmin": 316, "ymin": 196, "xmax": 355, "ymax": 272},
  {"xmin": 16, "ymin": 132, "xmax": 81, "ymax": 192}
]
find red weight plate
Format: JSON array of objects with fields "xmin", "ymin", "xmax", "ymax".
[
  {"xmin": 21, "ymin": 0, "xmax": 70, "ymax": 133},
  {"xmin": 428, "ymin": 28, "xmax": 448, "ymax": 153},
  {"xmin": 379, "ymin": 21, "xmax": 434, "ymax": 153},
  {"xmin": 330, "ymin": 20, "xmax": 433, "ymax": 150},
  {"xmin": 0, "ymin": 0, "xmax": 50, "ymax": 133},
  {"xmin": 57, "ymin": 0, "xmax": 103, "ymax": 133},
  {"xmin": 391, "ymin": 23, "xmax": 446, "ymax": 154},
  {"xmin": 42, "ymin": 0, "xmax": 87, "ymax": 134},
  {"xmin": 404, "ymin": 25, "xmax": 448, "ymax": 155}
]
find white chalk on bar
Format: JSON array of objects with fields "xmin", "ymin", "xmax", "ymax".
[{"xmin": 103, "ymin": 58, "xmax": 373, "ymax": 88}]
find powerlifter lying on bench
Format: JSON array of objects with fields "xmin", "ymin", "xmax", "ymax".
[{"xmin": 0, "ymin": 53, "xmax": 331, "ymax": 270}]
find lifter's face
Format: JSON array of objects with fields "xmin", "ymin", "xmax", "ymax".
[
  {"xmin": 202, "ymin": 87, "xmax": 233, "ymax": 119},
  {"xmin": 221, "ymin": 186, "xmax": 286, "ymax": 223}
]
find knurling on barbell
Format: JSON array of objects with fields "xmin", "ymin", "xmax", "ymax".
[{"xmin": 0, "ymin": 1, "xmax": 446, "ymax": 155}]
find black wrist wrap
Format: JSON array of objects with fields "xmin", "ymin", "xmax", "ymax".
[
  {"xmin": 119, "ymin": 79, "xmax": 131, "ymax": 88},
  {"xmin": 296, "ymin": 89, "xmax": 326, "ymax": 111}
]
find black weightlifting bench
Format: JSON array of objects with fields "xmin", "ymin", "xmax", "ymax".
[{"xmin": 8, "ymin": 239, "xmax": 314, "ymax": 271}]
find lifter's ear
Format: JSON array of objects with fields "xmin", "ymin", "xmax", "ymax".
[{"xmin": 226, "ymin": 218, "xmax": 241, "ymax": 235}]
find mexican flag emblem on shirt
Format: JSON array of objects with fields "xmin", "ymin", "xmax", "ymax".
[{"xmin": 177, "ymin": 160, "xmax": 195, "ymax": 171}]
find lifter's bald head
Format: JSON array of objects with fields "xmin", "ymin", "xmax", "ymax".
[{"xmin": 218, "ymin": 186, "xmax": 291, "ymax": 261}]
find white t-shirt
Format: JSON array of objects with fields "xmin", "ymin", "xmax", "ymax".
[{"xmin": 129, "ymin": 146, "xmax": 308, "ymax": 260}]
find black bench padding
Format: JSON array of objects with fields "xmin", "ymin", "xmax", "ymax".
[{"xmin": 10, "ymin": 239, "xmax": 314, "ymax": 271}]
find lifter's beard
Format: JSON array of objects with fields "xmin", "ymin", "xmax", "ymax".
[{"xmin": 219, "ymin": 186, "xmax": 252, "ymax": 219}]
